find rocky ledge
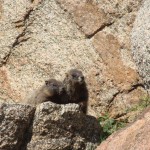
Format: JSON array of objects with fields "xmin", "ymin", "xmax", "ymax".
[{"xmin": 0, "ymin": 102, "xmax": 101, "ymax": 150}]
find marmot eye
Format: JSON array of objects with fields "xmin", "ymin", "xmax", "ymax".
[{"xmin": 45, "ymin": 81, "xmax": 49, "ymax": 85}]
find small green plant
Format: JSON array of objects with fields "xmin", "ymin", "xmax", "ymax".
[
  {"xmin": 127, "ymin": 96, "xmax": 150, "ymax": 113},
  {"xmin": 138, "ymin": 95, "xmax": 150, "ymax": 108},
  {"xmin": 98, "ymin": 96, "xmax": 150, "ymax": 143},
  {"xmin": 98, "ymin": 113, "xmax": 126, "ymax": 142}
]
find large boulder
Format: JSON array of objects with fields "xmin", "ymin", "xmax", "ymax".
[
  {"xmin": 0, "ymin": 102, "xmax": 101, "ymax": 150},
  {"xmin": 27, "ymin": 102, "xmax": 101, "ymax": 150},
  {"xmin": 131, "ymin": 0, "xmax": 150, "ymax": 90},
  {"xmin": 0, "ymin": 103, "xmax": 35, "ymax": 150},
  {"xmin": 96, "ymin": 107, "xmax": 150, "ymax": 150}
]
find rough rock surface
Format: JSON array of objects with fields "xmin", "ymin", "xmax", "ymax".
[
  {"xmin": 96, "ymin": 107, "xmax": 150, "ymax": 150},
  {"xmin": 0, "ymin": 102, "xmax": 101, "ymax": 150},
  {"xmin": 27, "ymin": 102, "xmax": 101, "ymax": 150},
  {"xmin": 0, "ymin": 102, "xmax": 35, "ymax": 150},
  {"xmin": 0, "ymin": 0, "xmax": 148, "ymax": 119},
  {"xmin": 56, "ymin": 0, "xmax": 112, "ymax": 37},
  {"xmin": 131, "ymin": 0, "xmax": 150, "ymax": 90}
]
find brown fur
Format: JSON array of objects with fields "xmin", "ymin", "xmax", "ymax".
[
  {"xmin": 62, "ymin": 69, "xmax": 88, "ymax": 114},
  {"xmin": 24, "ymin": 79, "xmax": 64, "ymax": 106}
]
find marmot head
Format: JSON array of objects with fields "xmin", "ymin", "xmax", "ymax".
[
  {"xmin": 45, "ymin": 79, "xmax": 64, "ymax": 96},
  {"xmin": 66, "ymin": 69, "xmax": 85, "ymax": 85}
]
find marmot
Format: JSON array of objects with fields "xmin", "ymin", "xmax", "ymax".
[
  {"xmin": 62, "ymin": 69, "xmax": 89, "ymax": 113},
  {"xmin": 24, "ymin": 79, "xmax": 65, "ymax": 106}
]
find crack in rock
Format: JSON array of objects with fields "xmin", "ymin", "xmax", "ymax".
[
  {"xmin": 87, "ymin": 22, "xmax": 114, "ymax": 39},
  {"xmin": 1, "ymin": 1, "xmax": 42, "ymax": 66}
]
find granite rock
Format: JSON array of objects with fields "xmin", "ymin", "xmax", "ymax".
[{"xmin": 131, "ymin": 0, "xmax": 150, "ymax": 90}]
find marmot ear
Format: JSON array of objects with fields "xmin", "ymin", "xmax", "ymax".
[
  {"xmin": 45, "ymin": 80, "xmax": 48, "ymax": 85},
  {"xmin": 65, "ymin": 73, "xmax": 68, "ymax": 77}
]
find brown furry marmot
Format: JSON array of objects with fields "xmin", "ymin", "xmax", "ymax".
[
  {"xmin": 62, "ymin": 69, "xmax": 89, "ymax": 113},
  {"xmin": 24, "ymin": 79, "xmax": 65, "ymax": 106}
]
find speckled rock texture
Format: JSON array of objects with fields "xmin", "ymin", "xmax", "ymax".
[
  {"xmin": 0, "ymin": 102, "xmax": 101, "ymax": 150},
  {"xmin": 131, "ymin": 0, "xmax": 150, "ymax": 90},
  {"xmin": 0, "ymin": 0, "xmax": 148, "ymax": 120},
  {"xmin": 96, "ymin": 107, "xmax": 150, "ymax": 150},
  {"xmin": 0, "ymin": 102, "xmax": 35, "ymax": 150},
  {"xmin": 27, "ymin": 102, "xmax": 101, "ymax": 150}
]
